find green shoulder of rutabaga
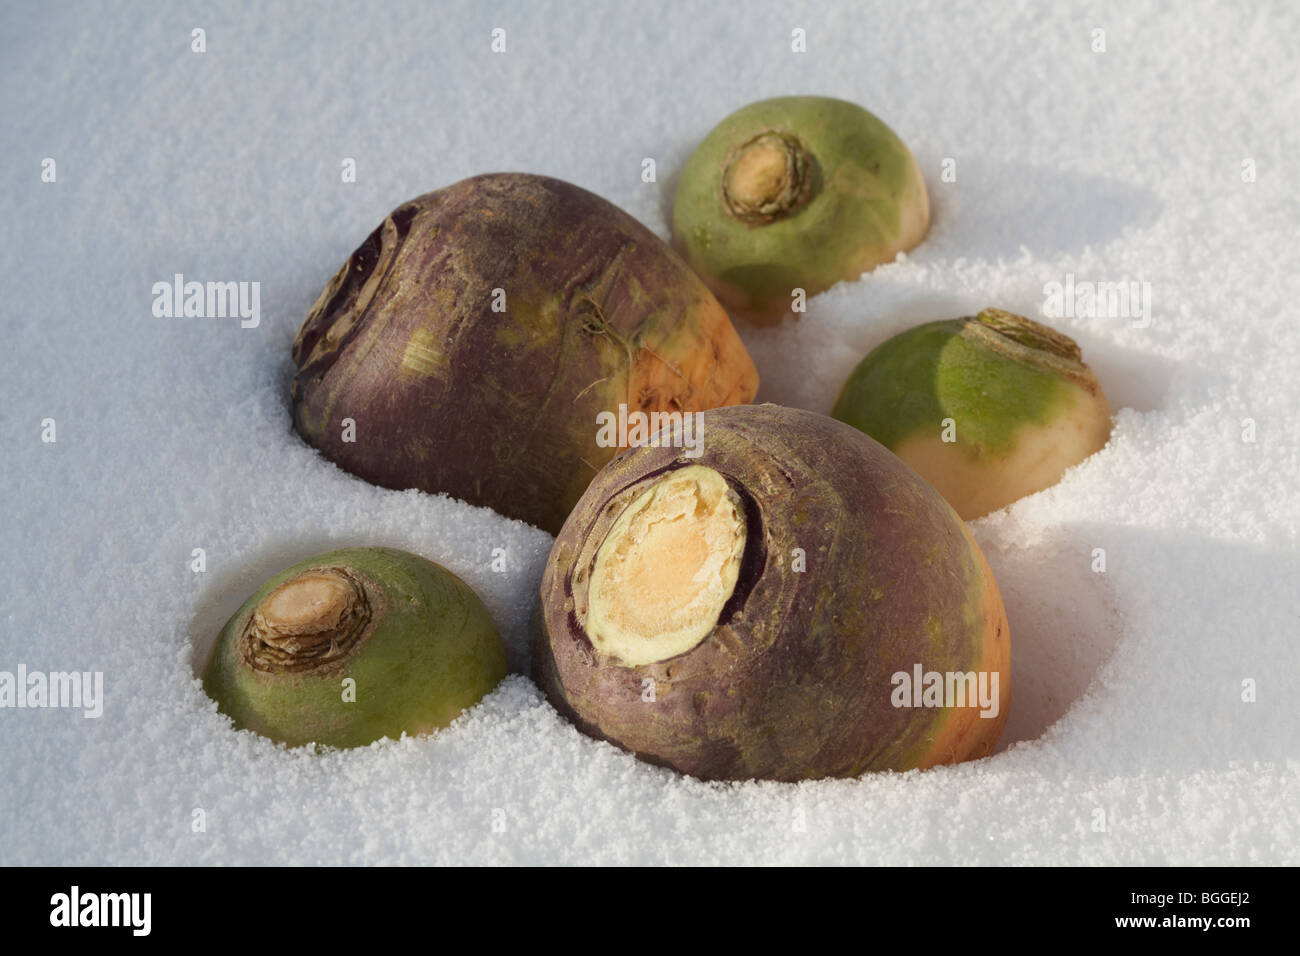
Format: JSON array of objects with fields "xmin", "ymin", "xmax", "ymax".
[
  {"xmin": 673, "ymin": 96, "xmax": 930, "ymax": 320},
  {"xmin": 832, "ymin": 308, "xmax": 1112, "ymax": 520},
  {"xmin": 202, "ymin": 547, "xmax": 505, "ymax": 749},
  {"xmin": 833, "ymin": 318, "xmax": 1073, "ymax": 456}
]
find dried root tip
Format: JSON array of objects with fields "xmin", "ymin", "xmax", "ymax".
[
  {"xmin": 967, "ymin": 308, "xmax": 1097, "ymax": 389},
  {"xmin": 721, "ymin": 131, "xmax": 813, "ymax": 224},
  {"xmin": 241, "ymin": 568, "xmax": 372, "ymax": 673}
]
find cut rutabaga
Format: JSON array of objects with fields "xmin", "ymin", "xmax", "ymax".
[
  {"xmin": 202, "ymin": 547, "xmax": 506, "ymax": 749},
  {"xmin": 291, "ymin": 173, "xmax": 758, "ymax": 534},
  {"xmin": 832, "ymin": 308, "xmax": 1113, "ymax": 519},
  {"xmin": 533, "ymin": 404, "xmax": 1011, "ymax": 782},
  {"xmin": 584, "ymin": 466, "xmax": 747, "ymax": 666},
  {"xmin": 672, "ymin": 96, "xmax": 930, "ymax": 320}
]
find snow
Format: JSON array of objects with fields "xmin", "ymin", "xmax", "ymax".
[{"xmin": 2, "ymin": 0, "xmax": 1298, "ymax": 864}]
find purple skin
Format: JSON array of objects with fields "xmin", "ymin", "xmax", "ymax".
[
  {"xmin": 291, "ymin": 173, "xmax": 756, "ymax": 535},
  {"xmin": 533, "ymin": 404, "xmax": 1006, "ymax": 782}
]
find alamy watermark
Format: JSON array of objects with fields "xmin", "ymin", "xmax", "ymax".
[
  {"xmin": 891, "ymin": 664, "xmax": 1000, "ymax": 719},
  {"xmin": 0, "ymin": 665, "xmax": 103, "ymax": 718},
  {"xmin": 49, "ymin": 886, "xmax": 150, "ymax": 936},
  {"xmin": 1042, "ymin": 273, "xmax": 1151, "ymax": 328},
  {"xmin": 595, "ymin": 404, "xmax": 703, "ymax": 458},
  {"xmin": 152, "ymin": 273, "xmax": 260, "ymax": 328}
]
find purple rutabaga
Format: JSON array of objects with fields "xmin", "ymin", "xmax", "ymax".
[
  {"xmin": 291, "ymin": 174, "xmax": 758, "ymax": 534},
  {"xmin": 533, "ymin": 404, "xmax": 1011, "ymax": 782}
]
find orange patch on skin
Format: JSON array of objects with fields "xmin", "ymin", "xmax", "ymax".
[
  {"xmin": 913, "ymin": 533, "xmax": 1011, "ymax": 770},
  {"xmin": 622, "ymin": 296, "xmax": 759, "ymax": 444}
]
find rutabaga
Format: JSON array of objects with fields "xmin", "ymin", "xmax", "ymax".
[
  {"xmin": 291, "ymin": 174, "xmax": 758, "ymax": 534},
  {"xmin": 672, "ymin": 96, "xmax": 930, "ymax": 320},
  {"xmin": 534, "ymin": 404, "xmax": 1011, "ymax": 782},
  {"xmin": 202, "ymin": 547, "xmax": 505, "ymax": 749},
  {"xmin": 833, "ymin": 308, "xmax": 1113, "ymax": 519}
]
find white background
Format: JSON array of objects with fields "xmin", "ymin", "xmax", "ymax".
[{"xmin": 2, "ymin": 0, "xmax": 1297, "ymax": 864}]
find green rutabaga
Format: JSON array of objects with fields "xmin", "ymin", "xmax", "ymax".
[
  {"xmin": 202, "ymin": 547, "xmax": 506, "ymax": 749},
  {"xmin": 673, "ymin": 96, "xmax": 930, "ymax": 320},
  {"xmin": 832, "ymin": 308, "xmax": 1113, "ymax": 519}
]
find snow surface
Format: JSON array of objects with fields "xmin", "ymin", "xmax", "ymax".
[{"xmin": 2, "ymin": 0, "xmax": 1298, "ymax": 865}]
